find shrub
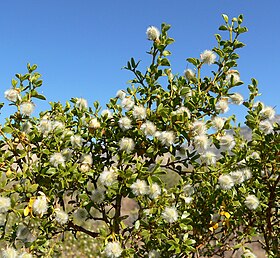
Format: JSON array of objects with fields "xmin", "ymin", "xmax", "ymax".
[{"xmin": 0, "ymin": 14, "xmax": 279, "ymax": 257}]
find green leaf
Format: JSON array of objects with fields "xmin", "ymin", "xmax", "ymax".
[
  {"xmin": 213, "ymin": 48, "xmax": 224, "ymax": 57},
  {"xmin": 215, "ymin": 34, "xmax": 222, "ymax": 42},
  {"xmin": 21, "ymin": 74, "xmax": 30, "ymax": 81},
  {"xmin": 238, "ymin": 27, "xmax": 248, "ymax": 34},
  {"xmin": 186, "ymin": 58, "xmax": 199, "ymax": 66},
  {"xmin": 28, "ymin": 184, "xmax": 39, "ymax": 193},
  {"xmin": 31, "ymin": 64, "xmax": 38, "ymax": 71},
  {"xmin": 222, "ymin": 14, "xmax": 229, "ymax": 24},
  {"xmin": 251, "ymin": 78, "xmax": 258, "ymax": 86},
  {"xmin": 131, "ymin": 58, "xmax": 136, "ymax": 68},
  {"xmin": 34, "ymin": 80, "xmax": 43, "ymax": 87},
  {"xmin": 219, "ymin": 25, "xmax": 228, "ymax": 31},
  {"xmin": 35, "ymin": 94, "xmax": 46, "ymax": 100},
  {"xmin": 238, "ymin": 14, "xmax": 244, "ymax": 24},
  {"xmin": 11, "ymin": 79, "xmax": 18, "ymax": 87},
  {"xmin": 157, "ymin": 102, "xmax": 163, "ymax": 112},
  {"xmin": 225, "ymin": 60, "xmax": 237, "ymax": 68},
  {"xmin": 180, "ymin": 87, "xmax": 192, "ymax": 97},
  {"xmin": 1, "ymin": 126, "xmax": 13, "ymax": 134},
  {"xmin": 147, "ymin": 176, "xmax": 153, "ymax": 185},
  {"xmin": 42, "ymin": 149, "xmax": 50, "ymax": 155},
  {"xmin": 234, "ymin": 40, "xmax": 246, "ymax": 49},
  {"xmin": 134, "ymin": 220, "xmax": 140, "ymax": 230},
  {"xmin": 31, "ymin": 89, "xmax": 46, "ymax": 100},
  {"xmin": 160, "ymin": 58, "xmax": 170, "ymax": 66},
  {"xmin": 231, "ymin": 53, "xmax": 240, "ymax": 60},
  {"xmin": 146, "ymin": 146, "xmax": 154, "ymax": 154},
  {"xmin": 184, "ymin": 239, "xmax": 196, "ymax": 246},
  {"xmin": 166, "ymin": 38, "xmax": 175, "ymax": 45},
  {"xmin": 46, "ymin": 167, "xmax": 57, "ymax": 175},
  {"xmin": 162, "ymin": 50, "xmax": 171, "ymax": 56},
  {"xmin": 161, "ymin": 23, "xmax": 171, "ymax": 33},
  {"xmin": 93, "ymin": 101, "xmax": 99, "ymax": 110},
  {"xmin": 28, "ymin": 63, "xmax": 38, "ymax": 72}
]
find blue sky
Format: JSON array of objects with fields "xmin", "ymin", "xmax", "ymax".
[{"xmin": 0, "ymin": 0, "xmax": 279, "ymax": 124}]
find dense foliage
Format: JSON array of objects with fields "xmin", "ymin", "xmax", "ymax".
[{"xmin": 0, "ymin": 14, "xmax": 279, "ymax": 258}]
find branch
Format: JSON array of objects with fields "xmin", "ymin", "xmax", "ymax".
[{"xmin": 67, "ymin": 221, "xmax": 99, "ymax": 238}]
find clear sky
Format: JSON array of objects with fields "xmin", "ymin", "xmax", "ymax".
[{"xmin": 0, "ymin": 0, "xmax": 279, "ymax": 124}]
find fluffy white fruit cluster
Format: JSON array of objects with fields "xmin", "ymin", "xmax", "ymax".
[
  {"xmin": 118, "ymin": 116, "xmax": 132, "ymax": 131},
  {"xmin": 49, "ymin": 152, "xmax": 66, "ymax": 167},
  {"xmin": 130, "ymin": 179, "xmax": 161, "ymax": 199},
  {"xmin": 162, "ymin": 206, "xmax": 178, "ymax": 223},
  {"xmin": 104, "ymin": 241, "xmax": 123, "ymax": 258},
  {"xmin": 219, "ymin": 168, "xmax": 252, "ymax": 190},
  {"xmin": 38, "ymin": 119, "xmax": 64, "ymax": 136},
  {"xmin": 191, "ymin": 120, "xmax": 209, "ymax": 153},
  {"xmin": 254, "ymin": 103, "xmax": 276, "ymax": 135},
  {"xmin": 70, "ymin": 134, "xmax": 84, "ymax": 148},
  {"xmin": 119, "ymin": 137, "xmax": 135, "ymax": 153},
  {"xmin": 89, "ymin": 117, "xmax": 101, "ymax": 129},
  {"xmin": 133, "ymin": 105, "xmax": 147, "ymax": 120},
  {"xmin": 76, "ymin": 98, "xmax": 88, "ymax": 110},
  {"xmin": 0, "ymin": 196, "xmax": 11, "ymax": 213},
  {"xmin": 211, "ymin": 116, "xmax": 226, "ymax": 131},
  {"xmin": 225, "ymin": 70, "xmax": 241, "ymax": 85},
  {"xmin": 200, "ymin": 50, "xmax": 216, "ymax": 65},
  {"xmin": 1, "ymin": 247, "xmax": 33, "ymax": 258},
  {"xmin": 121, "ymin": 97, "xmax": 134, "ymax": 110},
  {"xmin": 32, "ymin": 193, "xmax": 48, "ymax": 216},
  {"xmin": 4, "ymin": 88, "xmax": 20, "ymax": 102},
  {"xmin": 141, "ymin": 121, "xmax": 157, "ymax": 136},
  {"xmin": 20, "ymin": 102, "xmax": 35, "ymax": 116},
  {"xmin": 146, "ymin": 26, "xmax": 160, "ymax": 41},
  {"xmin": 215, "ymin": 98, "xmax": 229, "ymax": 113},
  {"xmin": 99, "ymin": 167, "xmax": 118, "ymax": 187},
  {"xmin": 244, "ymin": 195, "xmax": 259, "ymax": 210},
  {"xmin": 55, "ymin": 209, "xmax": 69, "ymax": 225},
  {"xmin": 101, "ymin": 109, "xmax": 113, "ymax": 119}
]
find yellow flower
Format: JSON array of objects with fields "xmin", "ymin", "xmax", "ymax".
[{"xmin": 24, "ymin": 197, "xmax": 36, "ymax": 216}]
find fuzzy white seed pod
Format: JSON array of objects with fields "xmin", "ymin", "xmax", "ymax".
[
  {"xmin": 215, "ymin": 98, "xmax": 229, "ymax": 113},
  {"xmin": 0, "ymin": 196, "xmax": 11, "ymax": 213},
  {"xmin": 4, "ymin": 88, "xmax": 20, "ymax": 102},
  {"xmin": 146, "ymin": 26, "xmax": 160, "ymax": 41},
  {"xmin": 259, "ymin": 120, "xmax": 273, "ymax": 135},
  {"xmin": 119, "ymin": 137, "xmax": 135, "ymax": 153},
  {"xmin": 132, "ymin": 105, "xmax": 147, "ymax": 120},
  {"xmin": 162, "ymin": 207, "xmax": 178, "ymax": 223},
  {"xmin": 245, "ymin": 195, "xmax": 259, "ymax": 210},
  {"xmin": 118, "ymin": 116, "xmax": 132, "ymax": 131},
  {"xmin": 184, "ymin": 69, "xmax": 196, "ymax": 81},
  {"xmin": 230, "ymin": 93, "xmax": 244, "ymax": 105},
  {"xmin": 104, "ymin": 241, "xmax": 123, "ymax": 258},
  {"xmin": 76, "ymin": 98, "xmax": 88, "ymax": 110},
  {"xmin": 20, "ymin": 102, "xmax": 35, "ymax": 116},
  {"xmin": 200, "ymin": 50, "xmax": 216, "ymax": 65},
  {"xmin": 130, "ymin": 179, "xmax": 148, "ymax": 196},
  {"xmin": 218, "ymin": 174, "xmax": 234, "ymax": 190},
  {"xmin": 116, "ymin": 90, "xmax": 126, "ymax": 100}
]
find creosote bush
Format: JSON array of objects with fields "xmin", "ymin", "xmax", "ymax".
[{"xmin": 0, "ymin": 14, "xmax": 279, "ymax": 258}]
